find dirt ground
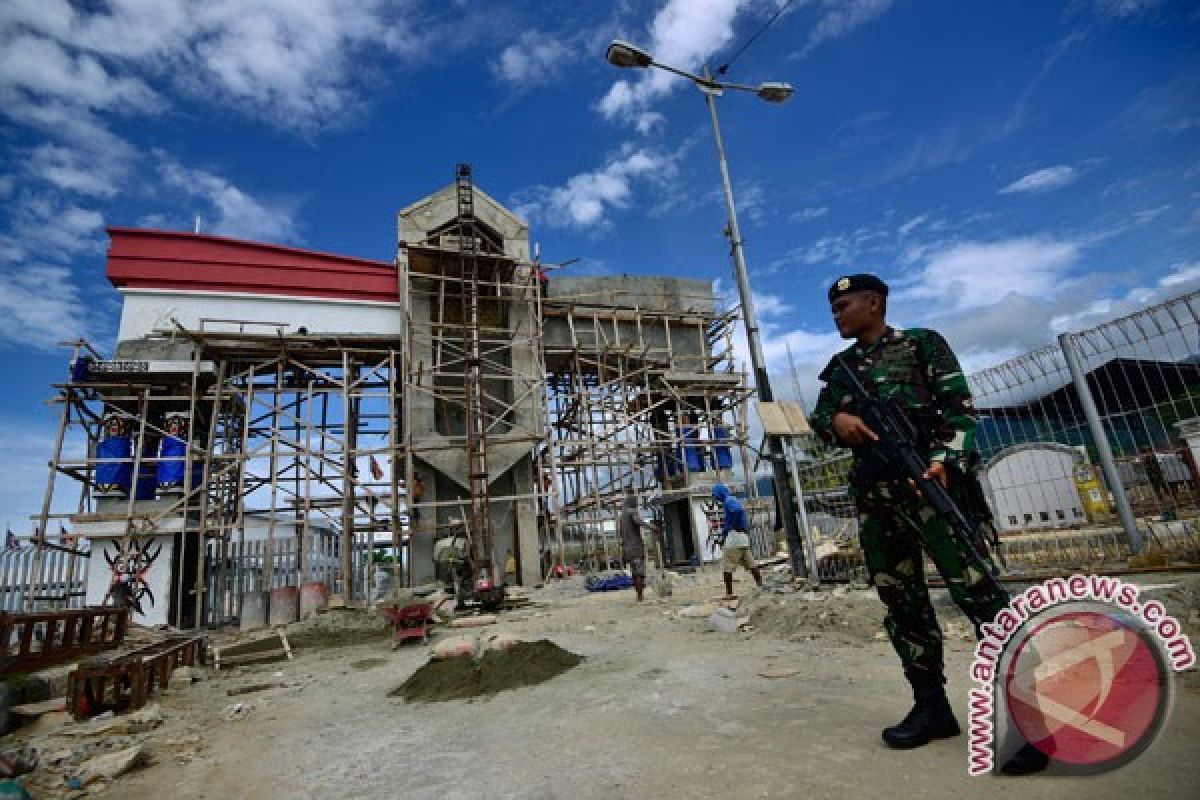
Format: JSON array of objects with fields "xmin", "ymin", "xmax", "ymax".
[{"xmin": 7, "ymin": 569, "xmax": 1200, "ymax": 799}]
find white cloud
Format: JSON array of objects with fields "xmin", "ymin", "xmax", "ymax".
[
  {"xmin": 732, "ymin": 181, "xmax": 768, "ymax": 226},
  {"xmin": 27, "ymin": 144, "xmax": 123, "ymax": 198},
  {"xmin": 897, "ymin": 213, "xmax": 928, "ymax": 237},
  {"xmin": 1134, "ymin": 204, "xmax": 1171, "ymax": 225},
  {"xmin": 1088, "ymin": 0, "xmax": 1167, "ymax": 19},
  {"xmin": 2, "ymin": 192, "xmax": 107, "ymax": 261},
  {"xmin": 799, "ymin": 0, "xmax": 894, "ymax": 58},
  {"xmin": 0, "ymin": 261, "xmax": 90, "ymax": 350},
  {"xmin": 597, "ymin": 0, "xmax": 746, "ymax": 123},
  {"xmin": 790, "ymin": 206, "xmax": 828, "ymax": 223},
  {"xmin": 0, "ymin": 0, "xmax": 447, "ymax": 136},
  {"xmin": 156, "ymin": 154, "xmax": 300, "ymax": 243},
  {"xmin": 894, "ymin": 237, "xmax": 1081, "ymax": 315},
  {"xmin": 768, "ymin": 224, "xmax": 891, "ymax": 273},
  {"xmin": 492, "ymin": 32, "xmax": 571, "ymax": 88},
  {"xmin": 0, "ymin": 32, "xmax": 162, "ymax": 114},
  {"xmin": 1158, "ymin": 262, "xmax": 1200, "ymax": 288},
  {"xmin": 512, "ymin": 145, "xmax": 681, "ymax": 229},
  {"xmin": 999, "ymin": 165, "xmax": 1079, "ymax": 194},
  {"xmin": 634, "ymin": 111, "xmax": 666, "ymax": 134},
  {"xmin": 753, "ymin": 291, "xmax": 793, "ymax": 317}
]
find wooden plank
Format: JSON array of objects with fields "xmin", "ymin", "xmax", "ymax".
[
  {"xmin": 10, "ymin": 697, "xmax": 67, "ymax": 717},
  {"xmin": 756, "ymin": 401, "xmax": 810, "ymax": 436}
]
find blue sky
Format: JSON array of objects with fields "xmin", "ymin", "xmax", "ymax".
[{"xmin": 1, "ymin": 0, "xmax": 1197, "ymax": 530}]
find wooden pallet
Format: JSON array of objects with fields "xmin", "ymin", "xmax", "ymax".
[{"xmin": 65, "ymin": 635, "xmax": 205, "ymax": 720}]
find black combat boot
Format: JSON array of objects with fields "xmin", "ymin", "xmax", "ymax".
[{"xmin": 882, "ymin": 670, "xmax": 961, "ymax": 749}]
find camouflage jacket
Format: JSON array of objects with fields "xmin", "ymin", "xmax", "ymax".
[{"xmin": 810, "ymin": 327, "xmax": 977, "ymax": 466}]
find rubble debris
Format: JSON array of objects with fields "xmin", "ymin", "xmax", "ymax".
[
  {"xmin": 224, "ymin": 702, "xmax": 253, "ymax": 721},
  {"xmin": 757, "ymin": 667, "xmax": 802, "ymax": 679},
  {"xmin": 390, "ymin": 639, "xmax": 582, "ymax": 703},
  {"xmin": 21, "ymin": 710, "xmax": 70, "ymax": 736},
  {"xmin": 169, "ymin": 666, "xmax": 204, "ymax": 685},
  {"xmin": 679, "ymin": 604, "xmax": 716, "ymax": 619},
  {"xmin": 448, "ymin": 614, "xmax": 498, "ymax": 629},
  {"xmin": 60, "ymin": 704, "xmax": 164, "ymax": 736},
  {"xmin": 76, "ymin": 745, "xmax": 145, "ymax": 785},
  {"xmin": 707, "ymin": 608, "xmax": 738, "ymax": 633},
  {"xmin": 226, "ymin": 682, "xmax": 292, "ymax": 697},
  {"xmin": 0, "ymin": 747, "xmax": 38, "ymax": 779}
]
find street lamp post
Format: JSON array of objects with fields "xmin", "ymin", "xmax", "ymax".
[{"xmin": 606, "ymin": 40, "xmax": 812, "ymax": 580}]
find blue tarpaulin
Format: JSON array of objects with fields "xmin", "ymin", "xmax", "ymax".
[
  {"xmin": 156, "ymin": 435, "xmax": 198, "ymax": 489},
  {"xmin": 682, "ymin": 426, "xmax": 705, "ymax": 472},
  {"xmin": 585, "ymin": 573, "xmax": 634, "ymax": 592},
  {"xmin": 95, "ymin": 435, "xmax": 132, "ymax": 494},
  {"xmin": 713, "ymin": 425, "xmax": 734, "ymax": 469}
]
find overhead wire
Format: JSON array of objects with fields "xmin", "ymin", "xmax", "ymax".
[{"xmin": 716, "ymin": 0, "xmax": 798, "ymax": 76}]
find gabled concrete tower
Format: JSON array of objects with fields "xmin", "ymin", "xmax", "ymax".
[{"xmin": 397, "ymin": 177, "xmax": 544, "ymax": 586}]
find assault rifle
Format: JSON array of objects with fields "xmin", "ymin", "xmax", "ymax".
[{"xmin": 833, "ymin": 354, "xmax": 1005, "ymax": 595}]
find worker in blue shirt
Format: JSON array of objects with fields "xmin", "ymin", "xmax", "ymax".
[{"xmin": 711, "ymin": 484, "xmax": 763, "ymax": 598}]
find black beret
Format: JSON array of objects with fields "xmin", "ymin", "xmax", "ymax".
[{"xmin": 828, "ymin": 273, "xmax": 889, "ymax": 303}]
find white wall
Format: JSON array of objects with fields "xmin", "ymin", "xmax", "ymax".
[
  {"xmin": 117, "ymin": 289, "xmax": 402, "ymax": 342},
  {"xmin": 984, "ymin": 447, "xmax": 1085, "ymax": 531},
  {"xmin": 85, "ymin": 534, "xmax": 176, "ymax": 627}
]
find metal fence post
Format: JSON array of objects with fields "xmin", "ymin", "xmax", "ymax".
[
  {"xmin": 784, "ymin": 438, "xmax": 821, "ymax": 583},
  {"xmin": 1058, "ymin": 332, "xmax": 1144, "ymax": 553}
]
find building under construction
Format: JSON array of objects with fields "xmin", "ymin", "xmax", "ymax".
[{"xmin": 31, "ymin": 166, "xmax": 766, "ymax": 629}]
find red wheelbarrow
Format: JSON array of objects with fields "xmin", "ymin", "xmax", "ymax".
[{"xmin": 382, "ymin": 602, "xmax": 435, "ymax": 646}]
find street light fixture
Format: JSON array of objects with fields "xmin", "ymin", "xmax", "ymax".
[
  {"xmin": 605, "ymin": 40, "xmax": 813, "ymax": 581},
  {"xmin": 606, "ymin": 39, "xmax": 653, "ymax": 69}
]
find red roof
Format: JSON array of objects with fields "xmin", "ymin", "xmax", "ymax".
[{"xmin": 106, "ymin": 228, "xmax": 397, "ymax": 304}]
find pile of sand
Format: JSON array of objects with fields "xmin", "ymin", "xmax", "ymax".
[
  {"xmin": 390, "ymin": 640, "xmax": 583, "ymax": 702},
  {"xmin": 284, "ymin": 608, "xmax": 391, "ymax": 649},
  {"xmin": 741, "ymin": 588, "xmax": 884, "ymax": 641}
]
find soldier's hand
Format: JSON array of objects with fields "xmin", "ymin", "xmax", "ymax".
[{"xmin": 832, "ymin": 412, "xmax": 879, "ymax": 446}]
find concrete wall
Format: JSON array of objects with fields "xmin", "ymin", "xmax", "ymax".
[
  {"xmin": 983, "ymin": 445, "xmax": 1086, "ymax": 530},
  {"xmin": 547, "ymin": 276, "xmax": 715, "ymax": 315},
  {"xmin": 116, "ymin": 289, "xmax": 401, "ymax": 342}
]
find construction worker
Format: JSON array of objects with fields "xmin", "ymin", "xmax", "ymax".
[
  {"xmin": 711, "ymin": 484, "xmax": 763, "ymax": 598},
  {"xmin": 432, "ymin": 518, "xmax": 474, "ymax": 609},
  {"xmin": 617, "ymin": 493, "xmax": 648, "ymax": 601}
]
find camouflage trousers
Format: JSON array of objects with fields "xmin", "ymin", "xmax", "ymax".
[{"xmin": 857, "ymin": 481, "xmax": 1009, "ymax": 679}]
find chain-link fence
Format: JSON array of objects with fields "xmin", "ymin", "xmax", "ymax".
[{"xmin": 794, "ymin": 291, "xmax": 1200, "ymax": 582}]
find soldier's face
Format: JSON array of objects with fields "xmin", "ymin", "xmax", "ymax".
[{"xmin": 831, "ymin": 291, "xmax": 878, "ymax": 338}]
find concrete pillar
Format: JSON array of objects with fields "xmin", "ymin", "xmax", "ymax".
[
  {"xmin": 409, "ymin": 464, "xmax": 439, "ymax": 585},
  {"xmin": 514, "ymin": 456, "xmax": 540, "ymax": 586},
  {"xmin": 240, "ymin": 590, "xmax": 269, "ymax": 631},
  {"xmin": 269, "ymin": 586, "xmax": 299, "ymax": 625},
  {"xmin": 299, "ymin": 581, "xmax": 329, "ymax": 618}
]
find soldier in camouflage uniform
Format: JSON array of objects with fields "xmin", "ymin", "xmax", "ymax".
[{"xmin": 810, "ymin": 274, "xmax": 1010, "ymax": 750}]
